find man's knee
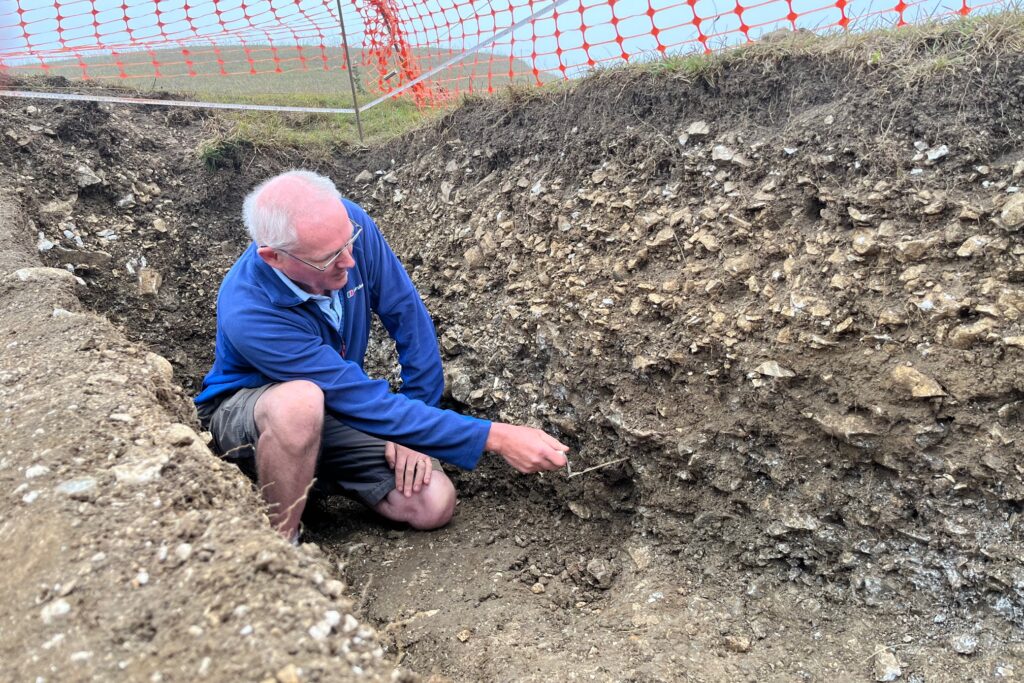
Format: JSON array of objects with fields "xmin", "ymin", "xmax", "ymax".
[
  {"xmin": 254, "ymin": 380, "xmax": 324, "ymax": 450},
  {"xmin": 409, "ymin": 474, "xmax": 456, "ymax": 530}
]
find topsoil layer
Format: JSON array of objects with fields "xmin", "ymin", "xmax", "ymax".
[{"xmin": 2, "ymin": 16, "xmax": 1024, "ymax": 682}]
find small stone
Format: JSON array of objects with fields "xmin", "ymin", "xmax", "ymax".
[
  {"xmin": 926, "ymin": 144, "xmax": 949, "ymax": 163},
  {"xmin": 899, "ymin": 264, "xmax": 928, "ymax": 283},
  {"xmin": 812, "ymin": 412, "xmax": 881, "ymax": 449},
  {"xmin": 117, "ymin": 193, "xmax": 136, "ymax": 209},
  {"xmin": 39, "ymin": 196, "xmax": 77, "ymax": 219},
  {"xmin": 355, "ymin": 170, "xmax": 373, "ymax": 183},
  {"xmin": 687, "ymin": 120, "xmax": 710, "ymax": 136},
  {"xmin": 890, "ymin": 366, "xmax": 945, "ymax": 398},
  {"xmin": 646, "ymin": 227, "xmax": 676, "ymax": 248},
  {"xmin": 878, "ymin": 309, "xmax": 907, "ymax": 326},
  {"xmin": 152, "ymin": 218, "xmax": 168, "ymax": 233},
  {"xmin": 273, "ymin": 664, "xmax": 301, "ymax": 683},
  {"xmin": 782, "ymin": 512, "xmax": 820, "ymax": 531},
  {"xmin": 75, "ymin": 165, "xmax": 102, "ymax": 188},
  {"xmin": 138, "ymin": 268, "xmax": 162, "ymax": 297},
  {"xmin": 160, "ymin": 424, "xmax": 200, "ymax": 447},
  {"xmin": 637, "ymin": 211, "xmax": 663, "ymax": 230},
  {"xmin": 948, "ymin": 317, "xmax": 998, "ymax": 349},
  {"xmin": 25, "ymin": 465, "xmax": 50, "ymax": 479},
  {"xmin": 112, "ymin": 456, "xmax": 168, "ymax": 485},
  {"xmin": 951, "ymin": 634, "xmax": 978, "ymax": 655},
  {"xmin": 567, "ymin": 501, "xmax": 592, "ymax": 520},
  {"xmin": 53, "ymin": 247, "xmax": 112, "ymax": 269},
  {"xmin": 627, "ymin": 546, "xmax": 652, "ymax": 571},
  {"xmin": 712, "ymin": 145, "xmax": 736, "ymax": 162},
  {"xmin": 723, "ymin": 253, "xmax": 756, "ymax": 275},
  {"xmin": 320, "ymin": 579, "xmax": 344, "ymax": 598},
  {"xmin": 893, "ymin": 238, "xmax": 935, "ymax": 262},
  {"xmin": 848, "ymin": 207, "xmax": 875, "ymax": 224},
  {"xmin": 11, "ymin": 267, "xmax": 77, "ymax": 287},
  {"xmin": 56, "ymin": 478, "xmax": 97, "ymax": 499},
  {"xmin": 463, "ymin": 246, "xmax": 485, "ymax": 269},
  {"xmin": 1001, "ymin": 193, "xmax": 1024, "ymax": 230},
  {"xmin": 381, "ymin": 172, "xmax": 399, "ymax": 184},
  {"xmin": 957, "ymin": 235, "xmax": 991, "ymax": 257},
  {"xmin": 456, "ymin": 629, "xmax": 472, "ymax": 642},
  {"xmin": 174, "ymin": 543, "xmax": 193, "ymax": 562},
  {"xmin": 586, "ymin": 558, "xmax": 616, "ymax": 589},
  {"xmin": 41, "ymin": 599, "xmax": 71, "ymax": 624},
  {"xmin": 724, "ymin": 635, "xmax": 751, "ymax": 653},
  {"xmin": 693, "ymin": 231, "xmax": 720, "ymax": 252},
  {"xmin": 308, "ymin": 621, "xmax": 331, "ymax": 641},
  {"xmin": 37, "ymin": 232, "xmax": 55, "ymax": 252},
  {"xmin": 145, "ymin": 353, "xmax": 174, "ymax": 382},
  {"xmin": 753, "ymin": 361, "xmax": 795, "ymax": 378},
  {"xmin": 530, "ymin": 582, "xmax": 545, "ymax": 594},
  {"xmin": 851, "ymin": 230, "xmax": 877, "ymax": 255},
  {"xmin": 873, "ymin": 648, "xmax": 901, "ymax": 681}
]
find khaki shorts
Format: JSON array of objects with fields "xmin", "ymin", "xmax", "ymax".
[{"xmin": 198, "ymin": 384, "xmax": 414, "ymax": 507}]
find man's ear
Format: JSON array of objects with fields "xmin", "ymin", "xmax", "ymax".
[{"xmin": 256, "ymin": 246, "xmax": 281, "ymax": 268}]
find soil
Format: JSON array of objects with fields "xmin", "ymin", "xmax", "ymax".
[{"xmin": 3, "ymin": 19, "xmax": 1024, "ymax": 682}]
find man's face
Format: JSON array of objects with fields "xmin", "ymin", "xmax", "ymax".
[{"xmin": 257, "ymin": 196, "xmax": 356, "ymax": 295}]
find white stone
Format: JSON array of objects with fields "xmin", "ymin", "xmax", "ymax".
[{"xmin": 41, "ymin": 599, "xmax": 71, "ymax": 624}]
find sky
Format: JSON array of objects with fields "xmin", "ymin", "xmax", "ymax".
[{"xmin": 0, "ymin": 0, "xmax": 1009, "ymax": 79}]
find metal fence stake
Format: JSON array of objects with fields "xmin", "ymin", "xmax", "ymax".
[{"xmin": 336, "ymin": 0, "xmax": 364, "ymax": 143}]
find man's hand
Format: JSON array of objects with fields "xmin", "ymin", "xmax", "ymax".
[
  {"xmin": 485, "ymin": 422, "xmax": 569, "ymax": 474},
  {"xmin": 384, "ymin": 442, "xmax": 433, "ymax": 497}
]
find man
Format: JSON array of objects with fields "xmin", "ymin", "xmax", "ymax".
[{"xmin": 195, "ymin": 170, "xmax": 568, "ymax": 543}]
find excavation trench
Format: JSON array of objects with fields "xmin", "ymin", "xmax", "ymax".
[
  {"xmin": 7, "ymin": 22, "xmax": 1024, "ymax": 677},
  {"xmin": 58, "ymin": 144, "xmax": 1024, "ymax": 681}
]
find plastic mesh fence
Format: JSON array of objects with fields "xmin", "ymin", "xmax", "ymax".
[{"xmin": 0, "ymin": 0, "xmax": 1014, "ymax": 108}]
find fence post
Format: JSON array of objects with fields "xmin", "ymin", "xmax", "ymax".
[{"xmin": 336, "ymin": 0, "xmax": 364, "ymax": 143}]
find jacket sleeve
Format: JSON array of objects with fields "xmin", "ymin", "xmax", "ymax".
[
  {"xmin": 222, "ymin": 296, "xmax": 489, "ymax": 469},
  {"xmin": 346, "ymin": 200, "xmax": 446, "ymax": 408}
]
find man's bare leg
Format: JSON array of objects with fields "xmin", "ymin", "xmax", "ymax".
[
  {"xmin": 253, "ymin": 380, "xmax": 323, "ymax": 541},
  {"xmin": 374, "ymin": 471, "xmax": 457, "ymax": 530}
]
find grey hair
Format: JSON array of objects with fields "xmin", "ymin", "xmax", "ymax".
[{"xmin": 242, "ymin": 170, "xmax": 340, "ymax": 249}]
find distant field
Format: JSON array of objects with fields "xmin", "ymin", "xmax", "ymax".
[{"xmin": 7, "ymin": 44, "xmax": 550, "ymax": 106}]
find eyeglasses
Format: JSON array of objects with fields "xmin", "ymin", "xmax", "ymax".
[{"xmin": 274, "ymin": 227, "xmax": 362, "ymax": 272}]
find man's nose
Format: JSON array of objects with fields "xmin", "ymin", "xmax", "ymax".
[{"xmin": 338, "ymin": 249, "xmax": 355, "ymax": 269}]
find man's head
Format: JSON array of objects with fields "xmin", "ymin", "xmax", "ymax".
[{"xmin": 244, "ymin": 170, "xmax": 356, "ymax": 295}]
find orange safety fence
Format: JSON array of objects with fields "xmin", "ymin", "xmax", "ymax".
[{"xmin": 0, "ymin": 0, "xmax": 1014, "ymax": 109}]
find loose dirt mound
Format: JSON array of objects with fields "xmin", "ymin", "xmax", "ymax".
[
  {"xmin": 0, "ymin": 107, "xmax": 387, "ymax": 681},
  {"xmin": 2, "ymin": 16, "xmax": 1024, "ymax": 682}
]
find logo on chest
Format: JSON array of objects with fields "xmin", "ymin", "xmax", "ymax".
[{"xmin": 346, "ymin": 283, "xmax": 365, "ymax": 299}]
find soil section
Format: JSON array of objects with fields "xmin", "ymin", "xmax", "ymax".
[{"xmin": 3, "ymin": 17, "xmax": 1024, "ymax": 682}]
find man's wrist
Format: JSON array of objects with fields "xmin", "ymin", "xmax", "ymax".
[{"xmin": 485, "ymin": 422, "xmax": 508, "ymax": 453}]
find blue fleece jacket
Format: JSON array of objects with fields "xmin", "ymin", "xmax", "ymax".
[{"xmin": 195, "ymin": 198, "xmax": 490, "ymax": 470}]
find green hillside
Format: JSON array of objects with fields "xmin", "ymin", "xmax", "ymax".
[{"xmin": 9, "ymin": 44, "xmax": 549, "ymax": 107}]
